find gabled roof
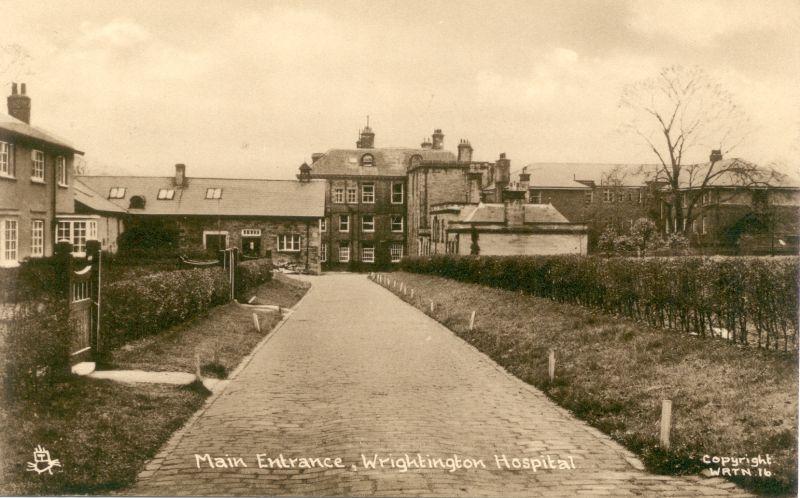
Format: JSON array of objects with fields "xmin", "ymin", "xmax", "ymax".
[
  {"xmin": 77, "ymin": 176, "xmax": 326, "ymax": 218},
  {"xmin": 514, "ymin": 163, "xmax": 659, "ymax": 189},
  {"xmin": 458, "ymin": 202, "xmax": 570, "ymax": 224},
  {"xmin": 74, "ymin": 178, "xmax": 126, "ymax": 214},
  {"xmin": 309, "ymin": 148, "xmax": 456, "ymax": 177},
  {"xmin": 0, "ymin": 112, "xmax": 83, "ymax": 154}
]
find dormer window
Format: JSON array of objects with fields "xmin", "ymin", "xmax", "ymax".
[
  {"xmin": 409, "ymin": 154, "xmax": 422, "ymax": 168},
  {"xmin": 129, "ymin": 196, "xmax": 146, "ymax": 209},
  {"xmin": 205, "ymin": 188, "xmax": 222, "ymax": 199},
  {"xmin": 361, "ymin": 154, "xmax": 374, "ymax": 167},
  {"xmin": 109, "ymin": 187, "xmax": 126, "ymax": 199},
  {"xmin": 157, "ymin": 189, "xmax": 175, "ymax": 200}
]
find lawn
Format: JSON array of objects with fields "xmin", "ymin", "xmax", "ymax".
[
  {"xmin": 0, "ymin": 378, "xmax": 208, "ymax": 495},
  {"xmin": 374, "ymin": 272, "xmax": 798, "ymax": 495},
  {"xmin": 107, "ymin": 273, "xmax": 310, "ymax": 378},
  {"xmin": 0, "ymin": 274, "xmax": 310, "ymax": 495}
]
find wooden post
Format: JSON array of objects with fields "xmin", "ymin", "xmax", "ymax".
[
  {"xmin": 194, "ymin": 353, "xmax": 202, "ymax": 380},
  {"xmin": 469, "ymin": 310, "xmax": 476, "ymax": 331},
  {"xmin": 660, "ymin": 400, "xmax": 672, "ymax": 449},
  {"xmin": 548, "ymin": 349, "xmax": 556, "ymax": 382},
  {"xmin": 252, "ymin": 313, "xmax": 260, "ymax": 332},
  {"xmin": 430, "ymin": 300, "xmax": 435, "ymax": 314},
  {"xmin": 410, "ymin": 289, "xmax": 414, "ymax": 299}
]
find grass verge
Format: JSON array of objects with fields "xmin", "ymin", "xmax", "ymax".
[
  {"xmin": 375, "ymin": 272, "xmax": 798, "ymax": 496},
  {"xmin": 0, "ymin": 378, "xmax": 207, "ymax": 495},
  {"xmin": 107, "ymin": 273, "xmax": 310, "ymax": 377}
]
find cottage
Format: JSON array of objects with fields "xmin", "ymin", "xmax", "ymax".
[
  {"xmin": 78, "ymin": 164, "xmax": 326, "ymax": 273},
  {"xmin": 0, "ymin": 83, "xmax": 92, "ymax": 266}
]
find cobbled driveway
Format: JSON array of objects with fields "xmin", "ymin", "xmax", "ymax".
[{"xmin": 128, "ymin": 273, "xmax": 748, "ymax": 497}]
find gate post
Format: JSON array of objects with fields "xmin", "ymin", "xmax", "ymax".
[
  {"xmin": 86, "ymin": 240, "xmax": 102, "ymax": 359},
  {"xmin": 53, "ymin": 241, "xmax": 73, "ymax": 303}
]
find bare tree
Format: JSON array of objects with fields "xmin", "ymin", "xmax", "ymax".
[
  {"xmin": 73, "ymin": 155, "xmax": 90, "ymax": 176},
  {"xmin": 0, "ymin": 44, "xmax": 34, "ymax": 85},
  {"xmin": 619, "ymin": 65, "xmax": 781, "ymax": 233}
]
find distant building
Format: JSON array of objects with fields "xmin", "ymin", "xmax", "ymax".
[
  {"xmin": 78, "ymin": 164, "xmax": 326, "ymax": 273},
  {"xmin": 0, "ymin": 83, "xmax": 91, "ymax": 266},
  {"xmin": 307, "ymin": 126, "xmax": 456, "ymax": 269}
]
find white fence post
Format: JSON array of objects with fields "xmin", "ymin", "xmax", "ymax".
[
  {"xmin": 469, "ymin": 310, "xmax": 476, "ymax": 331},
  {"xmin": 660, "ymin": 400, "xmax": 673, "ymax": 449},
  {"xmin": 548, "ymin": 349, "xmax": 556, "ymax": 382}
]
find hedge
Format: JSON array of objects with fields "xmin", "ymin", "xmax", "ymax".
[
  {"xmin": 101, "ymin": 259, "xmax": 272, "ymax": 349},
  {"xmin": 401, "ymin": 255, "xmax": 799, "ymax": 351}
]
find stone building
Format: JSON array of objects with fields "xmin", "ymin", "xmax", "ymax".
[
  {"xmin": 78, "ymin": 164, "xmax": 326, "ymax": 273},
  {"xmin": 0, "ymin": 83, "xmax": 90, "ymax": 266},
  {"xmin": 307, "ymin": 126, "xmax": 456, "ymax": 270}
]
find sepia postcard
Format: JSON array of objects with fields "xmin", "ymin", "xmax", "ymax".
[{"xmin": 0, "ymin": 1, "xmax": 798, "ymax": 497}]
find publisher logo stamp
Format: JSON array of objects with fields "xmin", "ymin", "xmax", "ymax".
[{"xmin": 26, "ymin": 445, "xmax": 62, "ymax": 475}]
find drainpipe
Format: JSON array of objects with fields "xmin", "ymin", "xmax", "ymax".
[
  {"xmin": 305, "ymin": 221, "xmax": 310, "ymax": 271},
  {"xmin": 51, "ymin": 151, "xmax": 58, "ymax": 253}
]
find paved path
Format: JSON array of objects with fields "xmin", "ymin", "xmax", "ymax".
[{"xmin": 128, "ymin": 274, "xmax": 747, "ymax": 497}]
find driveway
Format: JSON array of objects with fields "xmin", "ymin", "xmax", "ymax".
[{"xmin": 128, "ymin": 273, "xmax": 746, "ymax": 497}]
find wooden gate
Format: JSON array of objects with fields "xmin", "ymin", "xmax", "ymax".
[{"xmin": 56, "ymin": 240, "xmax": 102, "ymax": 363}]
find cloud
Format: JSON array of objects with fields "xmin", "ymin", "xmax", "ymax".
[{"xmin": 629, "ymin": 0, "xmax": 800, "ymax": 45}]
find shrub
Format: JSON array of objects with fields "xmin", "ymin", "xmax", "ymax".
[
  {"xmin": 401, "ymin": 254, "xmax": 799, "ymax": 350},
  {"xmin": 2, "ymin": 299, "xmax": 71, "ymax": 401},
  {"xmin": 100, "ymin": 267, "xmax": 229, "ymax": 350},
  {"xmin": 235, "ymin": 259, "xmax": 273, "ymax": 300}
]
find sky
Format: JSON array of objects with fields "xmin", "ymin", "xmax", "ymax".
[{"xmin": 0, "ymin": 0, "xmax": 798, "ymax": 179}]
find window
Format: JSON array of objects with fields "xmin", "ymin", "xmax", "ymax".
[
  {"xmin": 319, "ymin": 218, "xmax": 326, "ymax": 232},
  {"xmin": 203, "ymin": 231, "xmax": 228, "ymax": 251},
  {"xmin": 703, "ymin": 191, "xmax": 711, "ymax": 205},
  {"xmin": 31, "ymin": 220, "xmax": 44, "ymax": 257},
  {"xmin": 339, "ymin": 242, "xmax": 350, "ymax": 262},
  {"xmin": 56, "ymin": 220, "xmax": 93, "ymax": 254},
  {"xmin": 390, "ymin": 243, "xmax": 403, "ymax": 263},
  {"xmin": 409, "ymin": 154, "xmax": 423, "ymax": 168},
  {"xmin": 603, "ymin": 189, "xmax": 612, "ymax": 203},
  {"xmin": 361, "ymin": 154, "xmax": 374, "ymax": 167},
  {"xmin": 277, "ymin": 234, "xmax": 302, "ymax": 252},
  {"xmin": 31, "ymin": 150, "xmax": 44, "ymax": 181},
  {"xmin": 391, "ymin": 215, "xmax": 403, "ymax": 232},
  {"xmin": 361, "ymin": 183, "xmax": 375, "ymax": 203},
  {"xmin": 333, "ymin": 188, "xmax": 344, "ymax": 204},
  {"xmin": 129, "ymin": 196, "xmax": 146, "ymax": 209},
  {"xmin": 241, "ymin": 228, "xmax": 261, "ymax": 236},
  {"xmin": 346, "ymin": 187, "xmax": 357, "ymax": 204},
  {"xmin": 109, "ymin": 187, "xmax": 126, "ymax": 199},
  {"xmin": 1, "ymin": 219, "xmax": 18, "ymax": 265},
  {"xmin": 361, "ymin": 245, "xmax": 375, "ymax": 263},
  {"xmin": 320, "ymin": 243, "xmax": 327, "ymax": 262},
  {"xmin": 56, "ymin": 156, "xmax": 67, "ymax": 186},
  {"xmin": 617, "ymin": 191, "xmax": 625, "ymax": 203},
  {"xmin": 702, "ymin": 216, "xmax": 708, "ymax": 235},
  {"xmin": 362, "ymin": 215, "xmax": 374, "ymax": 232},
  {"xmin": 692, "ymin": 219, "xmax": 698, "ymax": 234},
  {"xmin": 157, "ymin": 189, "xmax": 175, "ymax": 200},
  {"xmin": 391, "ymin": 183, "xmax": 404, "ymax": 204},
  {"xmin": 339, "ymin": 214, "xmax": 349, "ymax": 232},
  {"xmin": 530, "ymin": 191, "xmax": 543, "ymax": 204},
  {"xmin": 638, "ymin": 190, "xmax": 643, "ymax": 204},
  {"xmin": 0, "ymin": 141, "xmax": 14, "ymax": 177},
  {"xmin": 584, "ymin": 191, "xmax": 593, "ymax": 204},
  {"xmin": 205, "ymin": 188, "xmax": 222, "ymax": 199}
]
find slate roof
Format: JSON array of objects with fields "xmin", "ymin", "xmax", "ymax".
[
  {"xmin": 77, "ymin": 176, "xmax": 326, "ymax": 218},
  {"xmin": 514, "ymin": 163, "xmax": 659, "ymax": 188},
  {"xmin": 458, "ymin": 203, "xmax": 570, "ymax": 224},
  {"xmin": 309, "ymin": 148, "xmax": 457, "ymax": 177},
  {"xmin": 674, "ymin": 158, "xmax": 800, "ymax": 189},
  {"xmin": 73, "ymin": 178, "xmax": 127, "ymax": 214},
  {"xmin": 0, "ymin": 111, "xmax": 83, "ymax": 154}
]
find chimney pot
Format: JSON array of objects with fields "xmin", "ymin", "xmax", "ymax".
[
  {"xmin": 20, "ymin": 83, "xmax": 26, "ymax": 95},
  {"xmin": 431, "ymin": 129, "xmax": 444, "ymax": 150},
  {"xmin": 174, "ymin": 163, "xmax": 186, "ymax": 186},
  {"xmin": 11, "ymin": 83, "xmax": 17, "ymax": 95}
]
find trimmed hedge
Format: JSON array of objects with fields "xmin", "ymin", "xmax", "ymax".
[
  {"xmin": 101, "ymin": 259, "xmax": 272, "ymax": 350},
  {"xmin": 401, "ymin": 255, "xmax": 799, "ymax": 351}
]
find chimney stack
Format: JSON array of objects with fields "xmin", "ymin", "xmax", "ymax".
[
  {"xmin": 431, "ymin": 129, "xmax": 444, "ymax": 150},
  {"xmin": 495, "ymin": 153, "xmax": 511, "ymax": 184},
  {"xmin": 504, "ymin": 191, "xmax": 526, "ymax": 226},
  {"xmin": 297, "ymin": 162, "xmax": 312, "ymax": 182},
  {"xmin": 518, "ymin": 166, "xmax": 531, "ymax": 190},
  {"xmin": 709, "ymin": 149, "xmax": 723, "ymax": 163},
  {"xmin": 421, "ymin": 137, "xmax": 433, "ymax": 150},
  {"xmin": 356, "ymin": 117, "xmax": 375, "ymax": 148},
  {"xmin": 457, "ymin": 139, "xmax": 473, "ymax": 163},
  {"xmin": 174, "ymin": 163, "xmax": 186, "ymax": 186},
  {"xmin": 7, "ymin": 82, "xmax": 31, "ymax": 124}
]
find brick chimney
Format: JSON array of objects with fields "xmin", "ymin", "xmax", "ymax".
[
  {"xmin": 457, "ymin": 139, "xmax": 473, "ymax": 163},
  {"xmin": 7, "ymin": 82, "xmax": 31, "ymax": 124},
  {"xmin": 356, "ymin": 126, "xmax": 375, "ymax": 149},
  {"xmin": 518, "ymin": 167, "xmax": 531, "ymax": 190},
  {"xmin": 504, "ymin": 192, "xmax": 526, "ymax": 227},
  {"xmin": 174, "ymin": 163, "xmax": 187, "ymax": 186},
  {"xmin": 431, "ymin": 129, "xmax": 444, "ymax": 150},
  {"xmin": 297, "ymin": 162, "xmax": 312, "ymax": 182}
]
